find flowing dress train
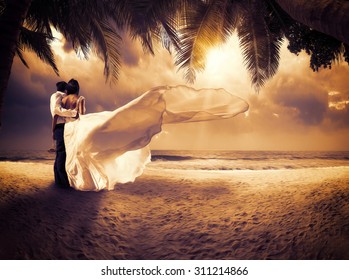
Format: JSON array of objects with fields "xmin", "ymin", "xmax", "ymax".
[{"xmin": 64, "ymin": 85, "xmax": 249, "ymax": 191}]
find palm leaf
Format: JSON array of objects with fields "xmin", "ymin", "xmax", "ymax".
[
  {"xmin": 17, "ymin": 27, "xmax": 59, "ymax": 75},
  {"xmin": 112, "ymin": 0, "xmax": 183, "ymax": 54},
  {"xmin": 175, "ymin": 0, "xmax": 239, "ymax": 83},
  {"xmin": 237, "ymin": 0, "xmax": 283, "ymax": 91},
  {"xmin": 120, "ymin": 0, "xmax": 164, "ymax": 54},
  {"xmin": 90, "ymin": 18, "xmax": 122, "ymax": 83},
  {"xmin": 155, "ymin": 0, "xmax": 188, "ymax": 52},
  {"xmin": 27, "ymin": 0, "xmax": 92, "ymax": 59},
  {"xmin": 343, "ymin": 44, "xmax": 349, "ymax": 64},
  {"xmin": 15, "ymin": 47, "xmax": 30, "ymax": 69},
  {"xmin": 25, "ymin": 0, "xmax": 52, "ymax": 35},
  {"xmin": 159, "ymin": 18, "xmax": 181, "ymax": 53},
  {"xmin": 25, "ymin": 0, "xmax": 124, "ymax": 82},
  {"xmin": 55, "ymin": 2, "xmax": 91, "ymax": 59},
  {"xmin": 0, "ymin": 0, "xmax": 6, "ymax": 16}
]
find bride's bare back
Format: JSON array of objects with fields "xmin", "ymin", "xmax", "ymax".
[
  {"xmin": 62, "ymin": 94, "xmax": 85, "ymax": 114},
  {"xmin": 62, "ymin": 94, "xmax": 78, "ymax": 110},
  {"xmin": 52, "ymin": 94, "xmax": 86, "ymax": 137}
]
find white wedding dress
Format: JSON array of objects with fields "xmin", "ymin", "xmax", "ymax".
[{"xmin": 64, "ymin": 85, "xmax": 249, "ymax": 191}]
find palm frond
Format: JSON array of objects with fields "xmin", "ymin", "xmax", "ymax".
[
  {"xmin": 159, "ymin": 24, "xmax": 173, "ymax": 52},
  {"xmin": 17, "ymin": 27, "xmax": 59, "ymax": 75},
  {"xmin": 25, "ymin": 0, "xmax": 128, "ymax": 83},
  {"xmin": 90, "ymin": 18, "xmax": 122, "ymax": 83},
  {"xmin": 0, "ymin": 0, "xmax": 5, "ymax": 16},
  {"xmin": 112, "ymin": 0, "xmax": 183, "ymax": 54},
  {"xmin": 175, "ymin": 0, "xmax": 239, "ymax": 83},
  {"xmin": 237, "ymin": 0, "xmax": 283, "ymax": 91},
  {"xmin": 154, "ymin": 0, "xmax": 189, "ymax": 52},
  {"xmin": 103, "ymin": 0, "xmax": 132, "ymax": 28},
  {"xmin": 25, "ymin": 0, "xmax": 52, "ymax": 35},
  {"xmin": 120, "ymin": 0, "xmax": 162, "ymax": 54},
  {"xmin": 15, "ymin": 47, "xmax": 30, "ymax": 69},
  {"xmin": 159, "ymin": 18, "xmax": 181, "ymax": 53},
  {"xmin": 50, "ymin": 1, "xmax": 91, "ymax": 59}
]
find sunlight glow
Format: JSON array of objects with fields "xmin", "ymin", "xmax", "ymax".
[
  {"xmin": 206, "ymin": 47, "xmax": 227, "ymax": 73},
  {"xmin": 328, "ymin": 91, "xmax": 340, "ymax": 96},
  {"xmin": 328, "ymin": 91, "xmax": 349, "ymax": 110},
  {"xmin": 51, "ymin": 29, "xmax": 67, "ymax": 60},
  {"xmin": 204, "ymin": 39, "xmax": 244, "ymax": 81},
  {"xmin": 196, "ymin": 35, "xmax": 251, "ymax": 100},
  {"xmin": 328, "ymin": 100, "xmax": 349, "ymax": 110}
]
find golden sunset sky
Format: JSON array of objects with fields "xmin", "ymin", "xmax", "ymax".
[{"xmin": 1, "ymin": 30, "xmax": 349, "ymax": 151}]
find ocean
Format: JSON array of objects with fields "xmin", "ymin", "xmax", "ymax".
[{"xmin": 0, "ymin": 150, "xmax": 348, "ymax": 171}]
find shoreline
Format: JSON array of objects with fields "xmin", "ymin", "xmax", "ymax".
[{"xmin": 1, "ymin": 161, "xmax": 349, "ymax": 259}]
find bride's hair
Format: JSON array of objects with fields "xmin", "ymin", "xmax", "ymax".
[{"xmin": 66, "ymin": 79, "xmax": 80, "ymax": 95}]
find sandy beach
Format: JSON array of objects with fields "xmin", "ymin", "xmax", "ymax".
[{"xmin": 1, "ymin": 161, "xmax": 349, "ymax": 260}]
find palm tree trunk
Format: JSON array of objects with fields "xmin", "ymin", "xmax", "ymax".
[
  {"xmin": 0, "ymin": 0, "xmax": 32, "ymax": 126},
  {"xmin": 274, "ymin": 0, "xmax": 349, "ymax": 45}
]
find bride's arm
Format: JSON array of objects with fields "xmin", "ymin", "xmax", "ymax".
[
  {"xmin": 77, "ymin": 96, "xmax": 86, "ymax": 115},
  {"xmin": 50, "ymin": 93, "xmax": 77, "ymax": 118}
]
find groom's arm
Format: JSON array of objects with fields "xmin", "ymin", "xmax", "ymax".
[{"xmin": 50, "ymin": 93, "xmax": 77, "ymax": 118}]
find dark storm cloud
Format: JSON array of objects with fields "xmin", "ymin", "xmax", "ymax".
[
  {"xmin": 328, "ymin": 107, "xmax": 349, "ymax": 126},
  {"xmin": 265, "ymin": 67, "xmax": 349, "ymax": 128},
  {"xmin": 275, "ymin": 92, "xmax": 328, "ymax": 125},
  {"xmin": 0, "ymin": 55, "xmax": 60, "ymax": 149},
  {"xmin": 268, "ymin": 85, "xmax": 327, "ymax": 126},
  {"xmin": 259, "ymin": 42, "xmax": 349, "ymax": 132},
  {"xmin": 4, "ymin": 72, "xmax": 54, "ymax": 119},
  {"xmin": 5, "ymin": 68, "xmax": 58, "ymax": 108},
  {"xmin": 0, "ymin": 90, "xmax": 52, "ymax": 149}
]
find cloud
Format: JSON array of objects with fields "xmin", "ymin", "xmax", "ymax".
[
  {"xmin": 1, "ymin": 33, "xmax": 349, "ymax": 151},
  {"xmin": 262, "ymin": 49, "xmax": 349, "ymax": 129},
  {"xmin": 267, "ymin": 77, "xmax": 328, "ymax": 125},
  {"xmin": 119, "ymin": 32, "xmax": 142, "ymax": 67},
  {"xmin": 61, "ymin": 38, "xmax": 74, "ymax": 54}
]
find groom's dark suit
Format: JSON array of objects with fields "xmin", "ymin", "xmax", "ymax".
[{"xmin": 50, "ymin": 90, "xmax": 77, "ymax": 187}]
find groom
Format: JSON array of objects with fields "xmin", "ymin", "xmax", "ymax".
[{"xmin": 50, "ymin": 79, "xmax": 80, "ymax": 188}]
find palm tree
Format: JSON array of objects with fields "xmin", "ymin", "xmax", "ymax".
[
  {"xmin": 175, "ymin": 0, "xmax": 240, "ymax": 82},
  {"xmin": 275, "ymin": 0, "xmax": 349, "ymax": 46},
  {"xmin": 174, "ymin": 0, "xmax": 286, "ymax": 90},
  {"xmin": 1, "ymin": 0, "xmax": 349, "ymax": 126},
  {"xmin": 0, "ymin": 0, "xmax": 183, "ymax": 126},
  {"xmin": 0, "ymin": 0, "xmax": 32, "ymax": 126},
  {"xmin": 174, "ymin": 0, "xmax": 348, "ymax": 90},
  {"xmin": 0, "ymin": 0, "xmax": 122, "ymax": 126}
]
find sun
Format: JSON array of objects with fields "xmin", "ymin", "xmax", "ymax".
[
  {"xmin": 205, "ymin": 47, "xmax": 226, "ymax": 73},
  {"xmin": 197, "ymin": 35, "xmax": 250, "ymax": 92}
]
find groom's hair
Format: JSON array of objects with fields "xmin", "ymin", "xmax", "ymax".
[
  {"xmin": 66, "ymin": 79, "xmax": 80, "ymax": 95},
  {"xmin": 56, "ymin": 81, "xmax": 67, "ymax": 92}
]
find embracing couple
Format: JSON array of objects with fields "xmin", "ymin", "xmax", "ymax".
[
  {"xmin": 50, "ymin": 79, "xmax": 85, "ymax": 189},
  {"xmin": 49, "ymin": 82, "xmax": 249, "ymax": 192}
]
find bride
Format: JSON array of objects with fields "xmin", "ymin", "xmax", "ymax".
[{"xmin": 61, "ymin": 83, "xmax": 249, "ymax": 191}]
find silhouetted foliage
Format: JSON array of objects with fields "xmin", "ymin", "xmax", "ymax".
[{"xmin": 285, "ymin": 22, "xmax": 347, "ymax": 71}]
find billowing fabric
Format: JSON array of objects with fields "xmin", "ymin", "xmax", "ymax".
[{"xmin": 64, "ymin": 85, "xmax": 249, "ymax": 191}]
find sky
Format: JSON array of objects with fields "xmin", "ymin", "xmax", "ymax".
[{"xmin": 1, "ymin": 31, "xmax": 349, "ymax": 151}]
